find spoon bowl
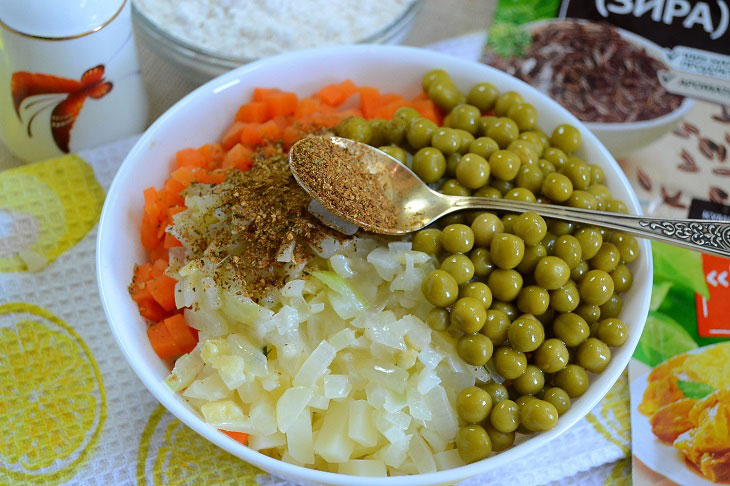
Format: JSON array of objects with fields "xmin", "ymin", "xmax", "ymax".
[{"xmin": 290, "ymin": 136, "xmax": 730, "ymax": 258}]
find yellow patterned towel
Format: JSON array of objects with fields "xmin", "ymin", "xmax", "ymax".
[{"xmin": 0, "ymin": 137, "xmax": 630, "ymax": 486}]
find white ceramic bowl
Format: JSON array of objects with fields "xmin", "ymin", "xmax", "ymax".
[
  {"xmin": 523, "ymin": 20, "xmax": 694, "ymax": 159},
  {"xmin": 97, "ymin": 45, "xmax": 652, "ymax": 486}
]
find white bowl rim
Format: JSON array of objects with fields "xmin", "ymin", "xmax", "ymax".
[
  {"xmin": 96, "ymin": 43, "xmax": 652, "ymax": 485},
  {"xmin": 520, "ymin": 18, "xmax": 695, "ymax": 131}
]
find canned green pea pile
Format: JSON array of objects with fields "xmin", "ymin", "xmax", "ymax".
[{"xmin": 334, "ymin": 69, "xmax": 639, "ymax": 464}]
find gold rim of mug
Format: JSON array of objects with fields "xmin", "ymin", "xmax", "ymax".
[{"xmin": 0, "ymin": 0, "xmax": 126, "ymax": 41}]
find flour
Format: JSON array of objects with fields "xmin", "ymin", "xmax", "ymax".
[{"xmin": 135, "ymin": 0, "xmax": 414, "ymax": 59}]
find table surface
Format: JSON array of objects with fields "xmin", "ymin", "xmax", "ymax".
[{"xmin": 0, "ymin": 0, "xmax": 495, "ymax": 171}]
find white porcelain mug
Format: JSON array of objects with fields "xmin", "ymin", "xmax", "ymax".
[{"xmin": 0, "ymin": 0, "xmax": 148, "ymax": 162}]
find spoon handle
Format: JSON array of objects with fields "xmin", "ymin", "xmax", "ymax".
[{"xmin": 450, "ymin": 197, "xmax": 730, "ymax": 258}]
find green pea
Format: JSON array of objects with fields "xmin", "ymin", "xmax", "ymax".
[
  {"xmin": 368, "ymin": 118, "xmax": 389, "ymax": 147},
  {"xmin": 507, "ymin": 102, "xmax": 538, "ymax": 131},
  {"xmin": 541, "ymin": 172, "xmax": 573, "ymax": 202},
  {"xmin": 552, "ymin": 235, "xmax": 582, "ymax": 270},
  {"xmin": 553, "ymin": 312, "xmax": 590, "ymax": 347},
  {"xmin": 412, "ymin": 228, "xmax": 442, "ymax": 255},
  {"xmin": 421, "ymin": 69, "xmax": 451, "ymax": 91},
  {"xmin": 568, "ymin": 190, "xmax": 598, "ymax": 210},
  {"xmin": 489, "ymin": 399, "xmax": 520, "ymax": 433},
  {"xmin": 487, "ymin": 269, "xmax": 523, "ymax": 301},
  {"xmin": 576, "ymin": 337, "xmax": 611, "ymax": 373},
  {"xmin": 467, "ymin": 82, "xmax": 499, "ymax": 112},
  {"xmin": 517, "ymin": 286, "xmax": 550, "ymax": 316},
  {"xmin": 469, "ymin": 137, "xmax": 500, "ymax": 160},
  {"xmin": 597, "ymin": 318, "xmax": 628, "ymax": 347},
  {"xmin": 591, "ymin": 243, "xmax": 620, "ymax": 273},
  {"xmin": 490, "ymin": 233, "xmax": 525, "ymax": 270},
  {"xmin": 515, "ymin": 165, "xmax": 545, "ymax": 194},
  {"xmin": 458, "ymin": 333, "xmax": 494, "ymax": 366},
  {"xmin": 507, "ymin": 317, "xmax": 545, "ymax": 352},
  {"xmin": 534, "ymin": 256, "xmax": 571, "ymax": 290},
  {"xmin": 520, "ymin": 399, "xmax": 558, "ymax": 432},
  {"xmin": 561, "ymin": 158, "xmax": 591, "ymax": 190},
  {"xmin": 477, "ymin": 115, "xmax": 498, "ymax": 137},
  {"xmin": 442, "ymin": 224, "xmax": 475, "ymax": 253},
  {"xmin": 412, "ymin": 146, "xmax": 446, "ymax": 183},
  {"xmin": 490, "ymin": 301, "xmax": 518, "ymax": 321},
  {"xmin": 489, "ymin": 150, "xmax": 522, "ymax": 181},
  {"xmin": 407, "ymin": 117, "xmax": 438, "ymax": 150},
  {"xmin": 461, "ymin": 281, "xmax": 493, "ymax": 309},
  {"xmin": 441, "ymin": 253, "xmax": 475, "ymax": 285},
  {"xmin": 543, "ymin": 147, "xmax": 568, "ymax": 169},
  {"xmin": 534, "ymin": 339, "xmax": 569, "ymax": 373},
  {"xmin": 457, "ymin": 386, "xmax": 493, "ymax": 423},
  {"xmin": 457, "ymin": 424, "xmax": 492, "ymax": 463},
  {"xmin": 451, "ymin": 296, "xmax": 487, "ymax": 333},
  {"xmin": 599, "ymin": 293, "xmax": 623, "ymax": 318},
  {"xmin": 494, "ymin": 91, "xmax": 524, "ymax": 117},
  {"xmin": 550, "ymin": 281, "xmax": 579, "ymax": 313},
  {"xmin": 575, "ymin": 303, "xmax": 601, "ymax": 324},
  {"xmin": 427, "ymin": 79, "xmax": 464, "ymax": 112},
  {"xmin": 610, "ymin": 263, "xmax": 633, "ymax": 293},
  {"xmin": 513, "ymin": 211, "xmax": 547, "ymax": 246},
  {"xmin": 471, "ymin": 247, "xmax": 495, "ymax": 277},
  {"xmin": 554, "ymin": 365, "xmax": 589, "ymax": 398},
  {"xmin": 504, "ymin": 188, "xmax": 536, "ymax": 202},
  {"xmin": 579, "ymin": 270, "xmax": 614, "ymax": 306},
  {"xmin": 426, "ymin": 307, "xmax": 450, "ymax": 331},
  {"xmin": 440, "ymin": 178, "xmax": 471, "ymax": 197},
  {"xmin": 393, "ymin": 106, "xmax": 421, "ymax": 125},
  {"xmin": 446, "ymin": 152, "xmax": 461, "ymax": 177},
  {"xmin": 516, "ymin": 243, "xmax": 547, "ymax": 274},
  {"xmin": 486, "ymin": 117, "xmax": 520, "ymax": 148},
  {"xmin": 574, "ymin": 227, "xmax": 603, "ymax": 260},
  {"xmin": 422, "ymin": 270, "xmax": 459, "ymax": 307},
  {"xmin": 431, "ymin": 127, "xmax": 462, "ymax": 155},
  {"xmin": 550, "ymin": 124, "xmax": 581, "ymax": 153},
  {"xmin": 474, "ymin": 186, "xmax": 502, "ymax": 199},
  {"xmin": 456, "ymin": 153, "xmax": 491, "ymax": 189},
  {"xmin": 450, "ymin": 103, "xmax": 482, "ymax": 134},
  {"xmin": 378, "ymin": 145, "xmax": 408, "ymax": 166},
  {"xmin": 385, "ymin": 118, "xmax": 407, "ymax": 145},
  {"xmin": 514, "ymin": 365, "xmax": 545, "ymax": 395},
  {"xmin": 335, "ymin": 116, "xmax": 372, "ymax": 143}
]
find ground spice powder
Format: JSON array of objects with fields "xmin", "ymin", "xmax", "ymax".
[
  {"xmin": 171, "ymin": 142, "xmax": 347, "ymax": 299},
  {"xmin": 289, "ymin": 136, "xmax": 399, "ymax": 232}
]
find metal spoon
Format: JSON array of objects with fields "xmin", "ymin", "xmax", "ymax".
[{"xmin": 289, "ymin": 136, "xmax": 730, "ymax": 258}]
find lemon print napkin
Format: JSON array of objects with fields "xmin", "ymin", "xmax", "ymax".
[{"xmin": 0, "ymin": 132, "xmax": 632, "ymax": 486}]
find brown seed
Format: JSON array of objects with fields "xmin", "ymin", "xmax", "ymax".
[
  {"xmin": 718, "ymin": 145, "xmax": 727, "ymax": 162},
  {"xmin": 678, "ymin": 149, "xmax": 698, "ymax": 172},
  {"xmin": 709, "ymin": 186, "xmax": 729, "ymax": 204},
  {"xmin": 699, "ymin": 138, "xmax": 715, "ymax": 160},
  {"xmin": 637, "ymin": 169, "xmax": 652, "ymax": 191},
  {"xmin": 682, "ymin": 121, "xmax": 699, "ymax": 134},
  {"xmin": 712, "ymin": 167, "xmax": 730, "ymax": 176},
  {"xmin": 661, "ymin": 186, "xmax": 687, "ymax": 209},
  {"xmin": 712, "ymin": 106, "xmax": 730, "ymax": 123},
  {"xmin": 672, "ymin": 128, "xmax": 690, "ymax": 139}
]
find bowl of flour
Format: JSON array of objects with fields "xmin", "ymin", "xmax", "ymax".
[{"xmin": 132, "ymin": 0, "xmax": 423, "ymax": 82}]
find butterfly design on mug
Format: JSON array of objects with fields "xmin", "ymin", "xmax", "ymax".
[{"xmin": 11, "ymin": 65, "xmax": 113, "ymax": 153}]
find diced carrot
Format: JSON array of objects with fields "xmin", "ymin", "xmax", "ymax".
[
  {"xmin": 148, "ymin": 273, "xmax": 177, "ymax": 311},
  {"xmin": 271, "ymin": 116, "xmax": 290, "ymax": 132},
  {"xmin": 141, "ymin": 213, "xmax": 163, "ymax": 251},
  {"xmin": 149, "ymin": 245, "xmax": 169, "ymax": 266},
  {"xmin": 281, "ymin": 125, "xmax": 302, "ymax": 149},
  {"xmin": 164, "ymin": 232, "xmax": 182, "ymax": 248},
  {"xmin": 138, "ymin": 297, "xmax": 168, "ymax": 323},
  {"xmin": 151, "ymin": 258, "xmax": 169, "ymax": 277},
  {"xmin": 199, "ymin": 143, "xmax": 225, "ymax": 169},
  {"xmin": 205, "ymin": 168, "xmax": 229, "ymax": 183},
  {"xmin": 311, "ymin": 112, "xmax": 343, "ymax": 128},
  {"xmin": 221, "ymin": 122, "xmax": 245, "ymax": 150},
  {"xmin": 175, "ymin": 148, "xmax": 206, "ymax": 169},
  {"xmin": 294, "ymin": 97, "xmax": 321, "ymax": 120},
  {"xmin": 378, "ymin": 93, "xmax": 404, "ymax": 106},
  {"xmin": 373, "ymin": 100, "xmax": 410, "ymax": 120},
  {"xmin": 134, "ymin": 263, "xmax": 155, "ymax": 283},
  {"xmin": 157, "ymin": 188, "xmax": 184, "ymax": 211},
  {"xmin": 163, "ymin": 177, "xmax": 186, "ymax": 196},
  {"xmin": 358, "ymin": 86, "xmax": 381, "ymax": 119},
  {"xmin": 239, "ymin": 123, "xmax": 264, "ymax": 147},
  {"xmin": 412, "ymin": 98, "xmax": 441, "ymax": 124},
  {"xmin": 264, "ymin": 91, "xmax": 298, "ymax": 118},
  {"xmin": 252, "ymin": 87, "xmax": 280, "ymax": 102},
  {"xmin": 171, "ymin": 166, "xmax": 206, "ymax": 189},
  {"xmin": 235, "ymin": 102, "xmax": 268, "ymax": 123},
  {"xmin": 147, "ymin": 321, "xmax": 182, "ymax": 359},
  {"xmin": 163, "ymin": 314, "xmax": 197, "ymax": 354},
  {"xmin": 143, "ymin": 187, "xmax": 162, "ymax": 224},
  {"xmin": 220, "ymin": 430, "xmax": 249, "ymax": 445},
  {"xmin": 318, "ymin": 80, "xmax": 357, "ymax": 106},
  {"xmin": 222, "ymin": 143, "xmax": 254, "ymax": 170},
  {"xmin": 260, "ymin": 119, "xmax": 280, "ymax": 140}
]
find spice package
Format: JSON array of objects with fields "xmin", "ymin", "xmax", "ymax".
[{"xmin": 484, "ymin": 1, "xmax": 730, "ymax": 483}]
